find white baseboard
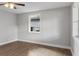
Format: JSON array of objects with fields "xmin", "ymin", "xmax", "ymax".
[
  {"xmin": 0, "ymin": 39, "xmax": 18, "ymax": 46},
  {"xmin": 18, "ymin": 39, "xmax": 71, "ymax": 49},
  {"xmin": 0, "ymin": 39, "xmax": 71, "ymax": 50},
  {"xmin": 70, "ymin": 48, "xmax": 74, "ymax": 56}
]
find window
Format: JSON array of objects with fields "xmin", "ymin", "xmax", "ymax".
[
  {"xmin": 28, "ymin": 14, "xmax": 40, "ymax": 33},
  {"xmin": 73, "ymin": 20, "xmax": 78, "ymax": 36},
  {"xmin": 72, "ymin": 7, "xmax": 79, "ymax": 37}
]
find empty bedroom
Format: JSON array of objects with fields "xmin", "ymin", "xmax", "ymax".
[{"xmin": 0, "ymin": 2, "xmax": 78, "ymax": 56}]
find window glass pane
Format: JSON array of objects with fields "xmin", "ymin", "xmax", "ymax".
[
  {"xmin": 73, "ymin": 22, "xmax": 78, "ymax": 36},
  {"xmin": 29, "ymin": 14, "xmax": 40, "ymax": 33}
]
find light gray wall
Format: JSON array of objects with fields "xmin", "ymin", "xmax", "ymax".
[
  {"xmin": 17, "ymin": 6, "xmax": 72, "ymax": 48},
  {"xmin": 0, "ymin": 10, "xmax": 17, "ymax": 43}
]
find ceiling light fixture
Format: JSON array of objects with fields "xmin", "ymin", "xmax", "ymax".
[
  {"xmin": 9, "ymin": 3, "xmax": 15, "ymax": 9},
  {"xmin": 4, "ymin": 2, "xmax": 15, "ymax": 9},
  {"xmin": 0, "ymin": 2, "xmax": 25, "ymax": 9}
]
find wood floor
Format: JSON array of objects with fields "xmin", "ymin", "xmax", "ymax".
[{"xmin": 0, "ymin": 41, "xmax": 72, "ymax": 56}]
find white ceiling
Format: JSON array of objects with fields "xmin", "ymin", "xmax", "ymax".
[{"xmin": 0, "ymin": 2, "xmax": 72, "ymax": 14}]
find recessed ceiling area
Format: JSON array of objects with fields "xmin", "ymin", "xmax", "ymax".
[{"xmin": 0, "ymin": 2, "xmax": 72, "ymax": 14}]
